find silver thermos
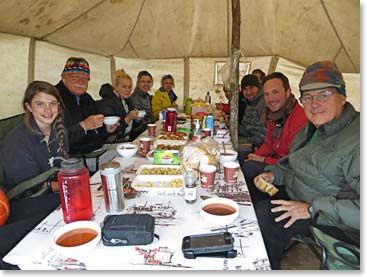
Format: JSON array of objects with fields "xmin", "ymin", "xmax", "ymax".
[{"xmin": 99, "ymin": 162, "xmax": 124, "ymax": 213}]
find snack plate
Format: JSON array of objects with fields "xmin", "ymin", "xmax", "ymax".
[
  {"xmin": 153, "ymin": 139, "xmax": 187, "ymax": 150},
  {"xmin": 131, "ymin": 165, "xmax": 184, "ymax": 192},
  {"xmin": 153, "ymin": 139, "xmax": 187, "ymax": 149},
  {"xmin": 136, "ymin": 164, "xmax": 183, "ymax": 175}
]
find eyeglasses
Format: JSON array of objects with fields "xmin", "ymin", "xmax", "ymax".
[{"xmin": 300, "ymin": 90, "xmax": 336, "ymax": 104}]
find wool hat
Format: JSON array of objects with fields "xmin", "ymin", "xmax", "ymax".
[
  {"xmin": 62, "ymin": 57, "xmax": 90, "ymax": 80},
  {"xmin": 241, "ymin": 74, "xmax": 260, "ymax": 90},
  {"xmin": 299, "ymin": 61, "xmax": 346, "ymax": 96}
]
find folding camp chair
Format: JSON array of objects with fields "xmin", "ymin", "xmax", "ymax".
[
  {"xmin": 290, "ymin": 210, "xmax": 360, "ymax": 270},
  {"xmin": 0, "ymin": 113, "xmax": 59, "ymax": 199}
]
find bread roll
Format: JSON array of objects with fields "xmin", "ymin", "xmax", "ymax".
[
  {"xmin": 254, "ymin": 176, "xmax": 279, "ymax": 196},
  {"xmin": 179, "ymin": 138, "xmax": 220, "ymax": 172}
]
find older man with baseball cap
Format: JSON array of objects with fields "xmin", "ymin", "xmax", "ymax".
[
  {"xmin": 253, "ymin": 61, "xmax": 360, "ymax": 269},
  {"xmin": 56, "ymin": 57, "xmax": 119, "ymax": 157}
]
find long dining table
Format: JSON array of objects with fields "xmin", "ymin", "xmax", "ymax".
[{"xmin": 3, "ymin": 122, "xmax": 271, "ymax": 270}]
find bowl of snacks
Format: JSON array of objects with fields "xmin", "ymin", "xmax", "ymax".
[
  {"xmin": 116, "ymin": 143, "xmax": 138, "ymax": 158},
  {"xmin": 51, "ymin": 221, "xmax": 101, "ymax": 260},
  {"xmin": 103, "ymin": 116, "xmax": 119, "ymax": 125},
  {"xmin": 200, "ymin": 197, "xmax": 239, "ymax": 226}
]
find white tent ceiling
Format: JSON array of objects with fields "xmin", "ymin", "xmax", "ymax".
[{"xmin": 0, "ymin": 0, "xmax": 360, "ymax": 73}]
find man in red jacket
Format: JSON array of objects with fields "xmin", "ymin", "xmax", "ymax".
[{"xmin": 242, "ymin": 72, "xmax": 307, "ymax": 205}]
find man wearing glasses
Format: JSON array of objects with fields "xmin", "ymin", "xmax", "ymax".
[
  {"xmin": 253, "ymin": 61, "xmax": 360, "ymax": 269},
  {"xmin": 56, "ymin": 57, "xmax": 118, "ymax": 156}
]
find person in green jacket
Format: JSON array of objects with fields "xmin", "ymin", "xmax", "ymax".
[
  {"xmin": 253, "ymin": 61, "xmax": 360, "ymax": 269},
  {"xmin": 151, "ymin": 74, "xmax": 178, "ymax": 121}
]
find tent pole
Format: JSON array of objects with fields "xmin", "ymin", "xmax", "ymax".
[
  {"xmin": 28, "ymin": 38, "xmax": 36, "ymax": 84},
  {"xmin": 109, "ymin": 56, "xmax": 116, "ymax": 84},
  {"xmin": 229, "ymin": 0, "xmax": 240, "ymax": 150},
  {"xmin": 268, "ymin": 56, "xmax": 279, "ymax": 74},
  {"xmin": 183, "ymin": 56, "xmax": 190, "ymax": 100}
]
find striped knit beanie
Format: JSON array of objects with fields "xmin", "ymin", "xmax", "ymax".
[
  {"xmin": 62, "ymin": 57, "xmax": 90, "ymax": 80},
  {"xmin": 299, "ymin": 61, "xmax": 345, "ymax": 96}
]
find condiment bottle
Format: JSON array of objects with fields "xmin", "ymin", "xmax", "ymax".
[
  {"xmin": 205, "ymin": 114, "xmax": 214, "ymax": 136},
  {"xmin": 205, "ymin": 91, "xmax": 211, "ymax": 104},
  {"xmin": 185, "ymin": 97, "xmax": 192, "ymax": 115},
  {"xmin": 58, "ymin": 158, "xmax": 93, "ymax": 223},
  {"xmin": 100, "ymin": 162, "xmax": 124, "ymax": 214},
  {"xmin": 184, "ymin": 171, "xmax": 197, "ymax": 204}
]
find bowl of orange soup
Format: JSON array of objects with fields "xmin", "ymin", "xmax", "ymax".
[
  {"xmin": 51, "ymin": 221, "xmax": 101, "ymax": 259},
  {"xmin": 200, "ymin": 197, "xmax": 239, "ymax": 226}
]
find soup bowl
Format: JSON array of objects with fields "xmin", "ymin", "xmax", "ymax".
[
  {"xmin": 103, "ymin": 116, "xmax": 119, "ymax": 125},
  {"xmin": 219, "ymin": 150, "xmax": 238, "ymax": 165},
  {"xmin": 200, "ymin": 197, "xmax": 239, "ymax": 226},
  {"xmin": 137, "ymin": 110, "xmax": 146, "ymax": 118},
  {"xmin": 51, "ymin": 221, "xmax": 101, "ymax": 260},
  {"xmin": 213, "ymin": 135, "xmax": 231, "ymax": 145},
  {"xmin": 116, "ymin": 143, "xmax": 138, "ymax": 158}
]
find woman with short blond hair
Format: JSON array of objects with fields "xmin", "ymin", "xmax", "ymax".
[{"xmin": 97, "ymin": 69, "xmax": 142, "ymax": 142}]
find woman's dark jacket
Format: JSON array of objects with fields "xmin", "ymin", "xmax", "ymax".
[{"xmin": 97, "ymin": 84, "xmax": 144, "ymax": 141}]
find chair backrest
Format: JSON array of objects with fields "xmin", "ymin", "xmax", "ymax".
[
  {"xmin": 0, "ymin": 113, "xmax": 25, "ymax": 190},
  {"xmin": 0, "ymin": 114, "xmax": 25, "ymax": 145},
  {"xmin": 310, "ymin": 226, "xmax": 360, "ymax": 270}
]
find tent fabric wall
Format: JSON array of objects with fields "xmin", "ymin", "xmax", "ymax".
[
  {"xmin": 0, "ymin": 34, "xmax": 360, "ymax": 119},
  {"xmin": 34, "ymin": 41, "xmax": 111, "ymax": 100},
  {"xmin": 0, "ymin": 0, "xmax": 360, "ymax": 118},
  {"xmin": 0, "ymin": 0, "xmax": 359, "ymax": 72},
  {"xmin": 0, "ymin": 33, "xmax": 29, "ymax": 117}
]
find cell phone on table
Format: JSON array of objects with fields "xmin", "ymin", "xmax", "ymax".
[{"xmin": 181, "ymin": 232, "xmax": 237, "ymax": 259}]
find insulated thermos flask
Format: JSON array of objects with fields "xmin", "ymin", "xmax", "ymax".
[
  {"xmin": 58, "ymin": 158, "xmax": 93, "ymax": 223},
  {"xmin": 100, "ymin": 162, "xmax": 124, "ymax": 214}
]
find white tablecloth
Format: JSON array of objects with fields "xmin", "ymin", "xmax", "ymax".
[{"xmin": 3, "ymin": 127, "xmax": 271, "ymax": 270}]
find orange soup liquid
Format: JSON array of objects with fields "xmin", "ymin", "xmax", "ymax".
[{"xmin": 56, "ymin": 228, "xmax": 98, "ymax": 247}]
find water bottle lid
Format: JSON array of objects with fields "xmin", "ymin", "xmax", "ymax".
[
  {"xmin": 167, "ymin": 107, "xmax": 176, "ymax": 112},
  {"xmin": 100, "ymin": 162, "xmax": 121, "ymax": 175},
  {"xmin": 60, "ymin": 158, "xmax": 84, "ymax": 170}
]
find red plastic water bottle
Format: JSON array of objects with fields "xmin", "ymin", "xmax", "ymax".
[
  {"xmin": 165, "ymin": 107, "xmax": 177, "ymax": 132},
  {"xmin": 58, "ymin": 158, "xmax": 93, "ymax": 223}
]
